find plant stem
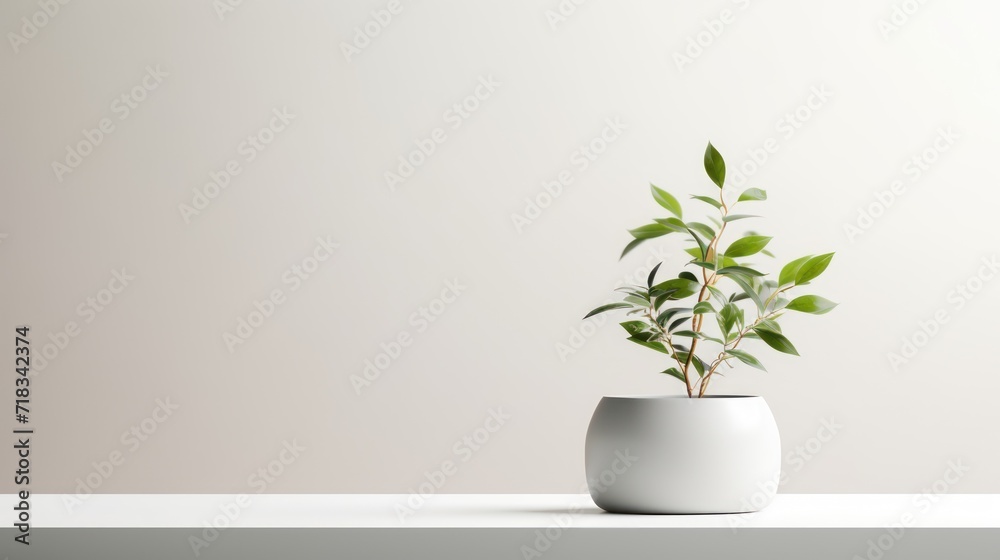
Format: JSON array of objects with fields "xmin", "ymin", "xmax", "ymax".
[
  {"xmin": 696, "ymin": 250, "xmax": 789, "ymax": 396},
  {"xmin": 647, "ymin": 307, "xmax": 688, "ymax": 379},
  {"xmin": 698, "ymin": 369, "xmax": 715, "ymax": 397},
  {"xmin": 685, "ymin": 191, "xmax": 728, "ymax": 397},
  {"xmin": 698, "ymin": 308, "xmax": 781, "ymax": 396},
  {"xmin": 681, "ymin": 285, "xmax": 709, "ymax": 397}
]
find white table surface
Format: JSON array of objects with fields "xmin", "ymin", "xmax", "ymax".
[{"xmin": 3, "ymin": 493, "xmax": 998, "ymax": 528}]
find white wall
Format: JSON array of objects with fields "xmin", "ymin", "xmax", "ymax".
[{"xmin": 1, "ymin": 0, "xmax": 998, "ymax": 495}]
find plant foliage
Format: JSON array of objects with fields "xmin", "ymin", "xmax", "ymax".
[{"xmin": 584, "ymin": 143, "xmax": 837, "ymax": 397}]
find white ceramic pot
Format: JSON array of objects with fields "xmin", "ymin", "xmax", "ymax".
[{"xmin": 585, "ymin": 395, "xmax": 781, "ymax": 514}]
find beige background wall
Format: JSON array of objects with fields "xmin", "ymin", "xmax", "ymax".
[{"xmin": 1, "ymin": 0, "xmax": 998, "ymax": 499}]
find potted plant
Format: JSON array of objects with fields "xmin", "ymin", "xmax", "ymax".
[{"xmin": 583, "ymin": 143, "xmax": 836, "ymax": 514}]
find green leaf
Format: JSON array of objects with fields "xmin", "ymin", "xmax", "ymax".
[
  {"xmin": 702, "ymin": 334, "xmax": 726, "ymax": 345},
  {"xmin": 753, "ymin": 327, "xmax": 799, "ymax": 356},
  {"xmin": 672, "ymin": 331, "xmax": 718, "ymax": 346},
  {"xmin": 691, "ymin": 356, "xmax": 706, "ymax": 377},
  {"xmin": 616, "ymin": 289, "xmax": 648, "ymax": 300},
  {"xmin": 686, "ymin": 221, "xmax": 716, "ymax": 240},
  {"xmin": 722, "ymin": 214, "xmax": 760, "ymax": 223},
  {"xmin": 620, "ymin": 238, "xmax": 646, "ymax": 260},
  {"xmin": 647, "ymin": 262, "xmax": 662, "ymax": 288},
  {"xmin": 652, "ymin": 292, "xmax": 671, "ymax": 310},
  {"xmin": 795, "ymin": 253, "xmax": 835, "ymax": 285},
  {"xmin": 628, "ymin": 336, "xmax": 670, "ymax": 354},
  {"xmin": 651, "ymin": 278, "xmax": 699, "ymax": 300},
  {"xmin": 707, "ymin": 285, "xmax": 728, "ymax": 306},
  {"xmin": 785, "ymin": 295, "xmax": 838, "ymax": 315},
  {"xmin": 650, "ymin": 185, "xmax": 683, "ymax": 219},
  {"xmin": 757, "ymin": 317, "xmax": 782, "ymax": 333},
  {"xmin": 653, "ymin": 217, "xmax": 689, "ymax": 233},
  {"xmin": 619, "ymin": 321, "xmax": 649, "ymax": 337},
  {"xmin": 690, "ymin": 195, "xmax": 723, "ymax": 209},
  {"xmin": 718, "ymin": 303, "xmax": 739, "ymax": 334},
  {"xmin": 689, "ymin": 261, "xmax": 716, "ymax": 271},
  {"xmin": 725, "ymin": 349, "xmax": 766, "ymax": 371},
  {"xmin": 777, "ymin": 256, "xmax": 810, "ymax": 286},
  {"xmin": 693, "ymin": 301, "xmax": 715, "ymax": 314},
  {"xmin": 656, "ymin": 307, "xmax": 691, "ymax": 327},
  {"xmin": 672, "ymin": 331, "xmax": 722, "ymax": 346},
  {"xmin": 673, "ymin": 351, "xmax": 709, "ymax": 375},
  {"xmin": 668, "ymin": 316, "xmax": 690, "ymax": 332},
  {"xmin": 704, "ymin": 142, "xmax": 726, "ymax": 189},
  {"xmin": 584, "ymin": 302, "xmax": 630, "ymax": 319},
  {"xmin": 716, "ymin": 266, "xmax": 765, "ymax": 277},
  {"xmin": 614, "ymin": 284, "xmax": 645, "ymax": 292},
  {"xmin": 684, "ymin": 247, "xmax": 703, "ymax": 259},
  {"xmin": 662, "ymin": 368, "xmax": 686, "ymax": 383},
  {"xmin": 618, "ymin": 284, "xmax": 649, "ymax": 292},
  {"xmin": 629, "ymin": 223, "xmax": 671, "ymax": 240},
  {"xmin": 623, "ymin": 295, "xmax": 649, "ymax": 307},
  {"xmin": 678, "ymin": 271, "xmax": 699, "ymax": 283},
  {"xmin": 726, "ymin": 274, "xmax": 765, "ymax": 312},
  {"xmin": 686, "ymin": 228, "xmax": 709, "ymax": 260},
  {"xmin": 725, "ymin": 235, "xmax": 772, "ymax": 258},
  {"xmin": 737, "ymin": 188, "xmax": 767, "ymax": 202}
]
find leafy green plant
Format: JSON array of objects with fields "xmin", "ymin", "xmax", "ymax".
[{"xmin": 585, "ymin": 143, "xmax": 836, "ymax": 398}]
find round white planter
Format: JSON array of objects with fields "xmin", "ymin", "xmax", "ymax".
[{"xmin": 585, "ymin": 395, "xmax": 781, "ymax": 514}]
